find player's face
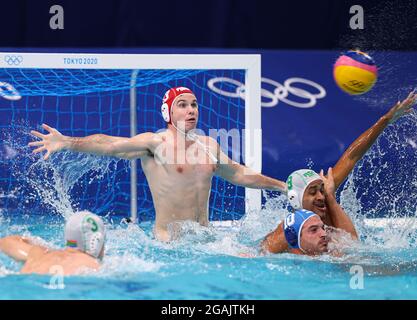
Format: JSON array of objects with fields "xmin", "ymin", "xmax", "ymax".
[
  {"xmin": 171, "ymin": 93, "xmax": 199, "ymax": 132},
  {"xmin": 302, "ymin": 180, "xmax": 327, "ymax": 219},
  {"xmin": 300, "ymin": 216, "xmax": 329, "ymax": 255}
]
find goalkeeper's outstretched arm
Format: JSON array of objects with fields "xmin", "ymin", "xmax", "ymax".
[{"xmin": 28, "ymin": 123, "xmax": 159, "ymax": 160}]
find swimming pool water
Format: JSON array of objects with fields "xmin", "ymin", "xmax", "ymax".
[{"xmin": 1, "ymin": 211, "xmax": 417, "ymax": 300}]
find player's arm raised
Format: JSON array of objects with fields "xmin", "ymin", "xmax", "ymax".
[{"xmin": 333, "ymin": 91, "xmax": 417, "ymax": 189}]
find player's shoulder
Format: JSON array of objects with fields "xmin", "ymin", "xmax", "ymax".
[
  {"xmin": 133, "ymin": 131, "xmax": 157, "ymax": 139},
  {"xmin": 201, "ymin": 135, "xmax": 219, "ymax": 147},
  {"xmin": 78, "ymin": 251, "xmax": 100, "ymax": 267},
  {"xmin": 27, "ymin": 245, "xmax": 49, "ymax": 261},
  {"xmin": 132, "ymin": 131, "xmax": 165, "ymax": 144},
  {"xmin": 152, "ymin": 130, "xmax": 171, "ymax": 143}
]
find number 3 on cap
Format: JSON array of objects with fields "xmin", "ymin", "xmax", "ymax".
[{"xmin": 86, "ymin": 217, "xmax": 98, "ymax": 232}]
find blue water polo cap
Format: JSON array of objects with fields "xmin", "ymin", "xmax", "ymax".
[{"xmin": 283, "ymin": 209, "xmax": 318, "ymax": 249}]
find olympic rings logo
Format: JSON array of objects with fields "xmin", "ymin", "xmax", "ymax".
[
  {"xmin": 4, "ymin": 55, "xmax": 23, "ymax": 66},
  {"xmin": 207, "ymin": 76, "xmax": 326, "ymax": 108},
  {"xmin": 0, "ymin": 82, "xmax": 21, "ymax": 101}
]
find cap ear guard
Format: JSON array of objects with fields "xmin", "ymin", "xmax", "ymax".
[
  {"xmin": 86, "ymin": 232, "xmax": 104, "ymax": 258},
  {"xmin": 80, "ymin": 213, "xmax": 105, "ymax": 259},
  {"xmin": 287, "ymin": 189, "xmax": 301, "ymax": 209},
  {"xmin": 283, "ymin": 213, "xmax": 298, "ymax": 248},
  {"xmin": 161, "ymin": 103, "xmax": 170, "ymax": 123}
]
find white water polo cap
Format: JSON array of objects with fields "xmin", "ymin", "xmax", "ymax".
[
  {"xmin": 64, "ymin": 211, "xmax": 106, "ymax": 258},
  {"xmin": 286, "ymin": 169, "xmax": 323, "ymax": 210}
]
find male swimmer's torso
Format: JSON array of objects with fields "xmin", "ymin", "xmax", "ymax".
[{"xmin": 141, "ymin": 131, "xmax": 219, "ymax": 241}]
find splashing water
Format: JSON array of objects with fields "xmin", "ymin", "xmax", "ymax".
[
  {"xmin": 25, "ymin": 151, "xmax": 117, "ymax": 219},
  {"xmin": 339, "ymin": 112, "xmax": 417, "ymax": 249},
  {"xmin": 338, "ymin": 0, "xmax": 417, "ymax": 107},
  {"xmin": 2, "ymin": 122, "xmax": 123, "ymax": 219},
  {"xmin": 1, "ymin": 116, "xmax": 417, "ymax": 298},
  {"xmin": 340, "ymin": 1, "xmax": 417, "ymax": 52},
  {"xmin": 2, "ymin": 116, "xmax": 417, "ymax": 255}
]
